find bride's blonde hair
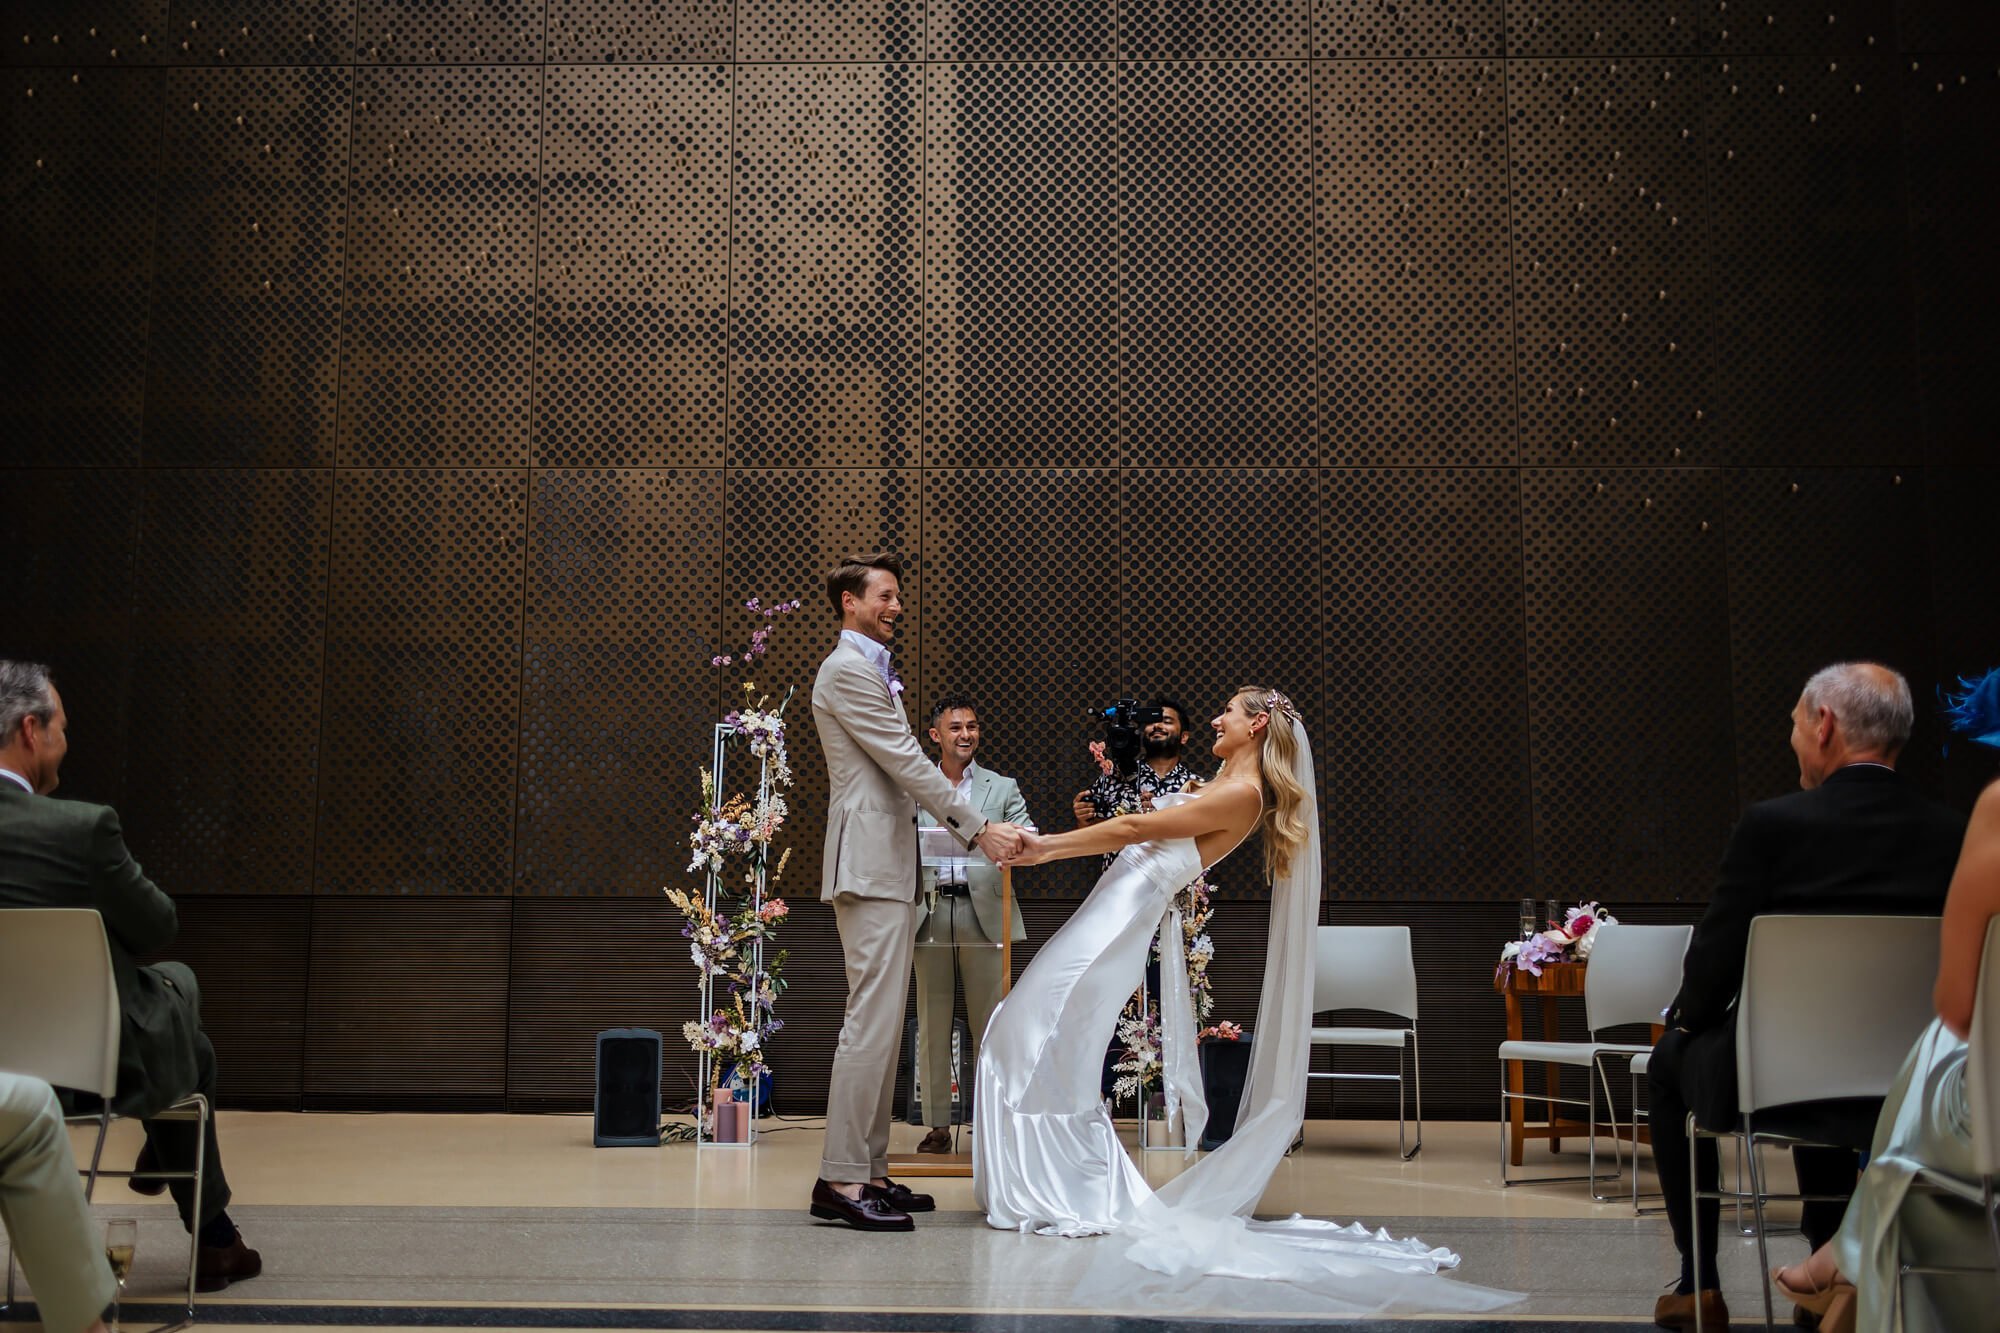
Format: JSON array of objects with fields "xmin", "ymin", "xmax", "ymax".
[{"xmin": 1222, "ymin": 686, "xmax": 1311, "ymax": 882}]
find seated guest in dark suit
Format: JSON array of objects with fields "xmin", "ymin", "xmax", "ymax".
[
  {"xmin": 1648, "ymin": 662, "xmax": 1966, "ymax": 1331},
  {"xmin": 0, "ymin": 661, "xmax": 261, "ymax": 1291}
]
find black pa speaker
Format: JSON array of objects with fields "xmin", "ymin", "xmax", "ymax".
[{"xmin": 594, "ymin": 1028, "xmax": 662, "ymax": 1146}]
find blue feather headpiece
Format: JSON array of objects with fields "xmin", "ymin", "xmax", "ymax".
[{"xmin": 1942, "ymin": 668, "xmax": 2000, "ymax": 751}]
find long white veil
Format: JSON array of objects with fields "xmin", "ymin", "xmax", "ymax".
[{"xmin": 1074, "ymin": 720, "xmax": 1520, "ymax": 1317}]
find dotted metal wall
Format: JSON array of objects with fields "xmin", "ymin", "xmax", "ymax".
[{"xmin": 5, "ymin": 2, "xmax": 1996, "ymax": 1113}]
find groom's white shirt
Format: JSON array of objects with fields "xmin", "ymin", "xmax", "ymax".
[{"xmin": 839, "ymin": 628, "xmax": 894, "ymax": 689}]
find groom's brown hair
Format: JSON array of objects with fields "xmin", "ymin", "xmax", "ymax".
[{"xmin": 824, "ymin": 552, "xmax": 905, "ymax": 618}]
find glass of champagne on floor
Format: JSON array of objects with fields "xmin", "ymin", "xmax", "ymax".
[{"xmin": 104, "ymin": 1218, "xmax": 137, "ymax": 1333}]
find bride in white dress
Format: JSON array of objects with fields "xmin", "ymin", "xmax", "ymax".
[{"xmin": 973, "ymin": 687, "xmax": 1515, "ymax": 1317}]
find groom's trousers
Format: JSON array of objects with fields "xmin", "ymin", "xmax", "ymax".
[{"xmin": 821, "ymin": 893, "xmax": 920, "ymax": 1183}]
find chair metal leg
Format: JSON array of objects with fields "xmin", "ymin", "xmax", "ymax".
[
  {"xmin": 83, "ymin": 1108, "xmax": 111, "ymax": 1200},
  {"xmin": 1745, "ymin": 1130, "xmax": 1777, "ymax": 1332},
  {"xmin": 1691, "ymin": 1114, "xmax": 1707, "ymax": 1333},
  {"xmin": 1393, "ymin": 1037, "xmax": 1406, "ymax": 1159},
  {"xmin": 180, "ymin": 1094, "xmax": 208, "ymax": 1329},
  {"xmin": 1410, "ymin": 1029, "xmax": 1424, "ymax": 1158}
]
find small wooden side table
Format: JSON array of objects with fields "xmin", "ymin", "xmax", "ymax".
[{"xmin": 1495, "ymin": 959, "xmax": 1661, "ymax": 1167}]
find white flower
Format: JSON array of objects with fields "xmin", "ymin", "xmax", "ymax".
[
  {"xmin": 1575, "ymin": 930, "xmax": 1597, "ymax": 959},
  {"xmin": 741, "ymin": 1032, "xmax": 760, "ymax": 1052},
  {"xmin": 1500, "ymin": 940, "xmax": 1522, "ymax": 960}
]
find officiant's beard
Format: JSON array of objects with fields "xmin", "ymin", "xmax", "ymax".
[{"xmin": 1142, "ymin": 734, "xmax": 1184, "ymax": 761}]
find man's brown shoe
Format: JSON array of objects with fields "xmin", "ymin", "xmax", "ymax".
[
  {"xmin": 809, "ymin": 1178, "xmax": 913, "ymax": 1232},
  {"xmin": 870, "ymin": 1178, "xmax": 934, "ymax": 1213},
  {"xmin": 916, "ymin": 1127, "xmax": 954, "ymax": 1154},
  {"xmin": 1653, "ymin": 1288, "xmax": 1729, "ymax": 1330},
  {"xmin": 195, "ymin": 1236, "xmax": 262, "ymax": 1292}
]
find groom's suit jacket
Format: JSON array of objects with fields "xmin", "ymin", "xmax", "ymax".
[
  {"xmin": 918, "ymin": 764, "xmax": 1029, "ymax": 943},
  {"xmin": 812, "ymin": 638, "xmax": 986, "ymax": 903}
]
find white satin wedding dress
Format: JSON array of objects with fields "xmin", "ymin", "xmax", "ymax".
[{"xmin": 972, "ymin": 732, "xmax": 1516, "ymax": 1317}]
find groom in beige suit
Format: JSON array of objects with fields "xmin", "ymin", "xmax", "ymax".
[{"xmin": 808, "ymin": 554, "xmax": 1022, "ymax": 1231}]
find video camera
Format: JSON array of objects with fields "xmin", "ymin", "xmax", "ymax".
[{"xmin": 1089, "ymin": 699, "xmax": 1165, "ymax": 779}]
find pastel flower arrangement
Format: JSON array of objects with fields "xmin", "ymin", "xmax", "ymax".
[
  {"xmin": 1113, "ymin": 871, "xmax": 1227, "ymax": 1102},
  {"xmin": 1496, "ymin": 902, "xmax": 1619, "ymax": 983}
]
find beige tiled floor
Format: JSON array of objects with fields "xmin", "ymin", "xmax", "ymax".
[{"xmin": 74, "ymin": 1112, "xmax": 1715, "ymax": 1217}]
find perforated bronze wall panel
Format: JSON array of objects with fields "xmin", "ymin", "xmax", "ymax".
[
  {"xmin": 163, "ymin": 3, "xmax": 356, "ymax": 66},
  {"xmin": 305, "ymin": 896, "xmax": 511, "ymax": 1106},
  {"xmin": 545, "ymin": 1, "xmax": 732, "ymax": 62},
  {"xmin": 730, "ymin": 65, "xmax": 922, "ymax": 468},
  {"xmin": 1316, "ymin": 0, "xmax": 1501, "ymax": 59},
  {"xmin": 537, "ymin": 64, "xmax": 730, "ymax": 468},
  {"xmin": 1725, "ymin": 467, "xmax": 1937, "ymax": 807},
  {"xmin": 1325, "ymin": 468, "xmax": 1529, "ymax": 898},
  {"xmin": 317, "ymin": 469, "xmax": 527, "ymax": 894},
  {"xmin": 1, "ymin": 3, "xmax": 169, "ymax": 67},
  {"xmin": 1317, "ymin": 59, "xmax": 1513, "ymax": 465},
  {"xmin": 1124, "ymin": 0, "xmax": 1309, "ymax": 60},
  {"xmin": 1524, "ymin": 468, "xmax": 1735, "ymax": 901},
  {"xmin": 925, "ymin": 62, "xmax": 1119, "ymax": 467},
  {"xmin": 1901, "ymin": 62, "xmax": 2000, "ymax": 466},
  {"xmin": 0, "ymin": 470, "xmax": 138, "ymax": 807},
  {"xmin": 1123, "ymin": 468, "xmax": 1320, "ymax": 900},
  {"xmin": 125, "ymin": 470, "xmax": 332, "ymax": 895},
  {"xmin": 920, "ymin": 469, "xmax": 1120, "ymax": 900},
  {"xmin": 1706, "ymin": 53, "xmax": 1915, "ymax": 465},
  {"xmin": 0, "ymin": 66, "xmax": 160, "ymax": 466},
  {"xmin": 1509, "ymin": 58, "xmax": 1714, "ymax": 467},
  {"xmin": 147, "ymin": 66, "xmax": 352, "ymax": 467},
  {"xmin": 145, "ymin": 897, "xmax": 312, "ymax": 1107},
  {"xmin": 1894, "ymin": 2, "xmax": 2000, "ymax": 53},
  {"xmin": 736, "ymin": 0, "xmax": 918, "ymax": 63},
  {"xmin": 1924, "ymin": 466, "xmax": 2000, "ymax": 811},
  {"xmin": 928, "ymin": 0, "xmax": 1113, "ymax": 62},
  {"xmin": 1124, "ymin": 62, "xmax": 1317, "ymax": 467},
  {"xmin": 516, "ymin": 469, "xmax": 723, "ymax": 895},
  {"xmin": 356, "ymin": 1, "xmax": 543, "ymax": 64},
  {"xmin": 1501, "ymin": 1, "xmax": 1698, "ymax": 59},
  {"xmin": 339, "ymin": 63, "xmax": 540, "ymax": 466}
]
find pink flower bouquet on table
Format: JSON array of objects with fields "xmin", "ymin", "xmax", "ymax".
[{"xmin": 1495, "ymin": 901, "xmax": 1618, "ymax": 983}]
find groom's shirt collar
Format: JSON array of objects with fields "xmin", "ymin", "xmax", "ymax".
[{"xmin": 839, "ymin": 629, "xmax": 893, "ymax": 682}]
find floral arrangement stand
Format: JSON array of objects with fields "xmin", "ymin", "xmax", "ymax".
[
  {"xmin": 668, "ymin": 596, "xmax": 803, "ymax": 1150},
  {"xmin": 884, "ymin": 851, "xmax": 1014, "ymax": 1180}
]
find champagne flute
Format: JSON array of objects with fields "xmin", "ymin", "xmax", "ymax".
[{"xmin": 103, "ymin": 1218, "xmax": 137, "ymax": 1333}]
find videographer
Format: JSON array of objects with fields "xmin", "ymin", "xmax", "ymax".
[{"xmin": 1072, "ymin": 696, "xmax": 1202, "ymax": 847}]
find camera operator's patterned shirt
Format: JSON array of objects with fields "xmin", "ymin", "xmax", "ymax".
[{"xmin": 1087, "ymin": 761, "xmax": 1201, "ymax": 869}]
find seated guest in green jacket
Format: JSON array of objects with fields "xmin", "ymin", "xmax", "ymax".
[
  {"xmin": 0, "ymin": 660, "xmax": 260, "ymax": 1291},
  {"xmin": 0, "ymin": 1071, "xmax": 115, "ymax": 1333}
]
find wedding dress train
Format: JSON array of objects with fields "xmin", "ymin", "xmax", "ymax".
[{"xmin": 972, "ymin": 739, "xmax": 1517, "ymax": 1317}]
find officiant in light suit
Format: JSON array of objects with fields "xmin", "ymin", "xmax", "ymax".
[
  {"xmin": 807, "ymin": 554, "xmax": 1023, "ymax": 1233},
  {"xmin": 912, "ymin": 692, "xmax": 1032, "ymax": 1153}
]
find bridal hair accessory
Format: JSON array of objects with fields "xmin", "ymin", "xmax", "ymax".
[
  {"xmin": 1263, "ymin": 690, "xmax": 1300, "ymax": 722},
  {"xmin": 1942, "ymin": 666, "xmax": 2000, "ymax": 751}
]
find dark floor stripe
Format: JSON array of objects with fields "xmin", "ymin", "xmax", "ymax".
[{"xmin": 0, "ymin": 1303, "xmax": 1645, "ymax": 1332}]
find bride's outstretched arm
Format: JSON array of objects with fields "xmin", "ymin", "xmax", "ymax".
[{"xmin": 1004, "ymin": 783, "xmax": 1259, "ymax": 866}]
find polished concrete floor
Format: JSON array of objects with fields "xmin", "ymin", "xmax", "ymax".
[{"xmin": 2, "ymin": 1113, "xmax": 1823, "ymax": 1331}]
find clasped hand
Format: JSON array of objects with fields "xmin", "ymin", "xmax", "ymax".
[{"xmin": 973, "ymin": 822, "xmax": 1047, "ymax": 867}]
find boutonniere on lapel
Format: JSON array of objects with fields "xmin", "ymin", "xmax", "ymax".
[{"xmin": 885, "ymin": 660, "xmax": 905, "ymax": 700}]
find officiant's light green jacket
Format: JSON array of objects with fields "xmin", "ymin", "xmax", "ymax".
[{"xmin": 918, "ymin": 764, "xmax": 1029, "ymax": 944}]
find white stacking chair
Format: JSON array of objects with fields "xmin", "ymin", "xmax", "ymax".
[
  {"xmin": 1499, "ymin": 922, "xmax": 1692, "ymax": 1198},
  {"xmin": 1894, "ymin": 915, "xmax": 2000, "ymax": 1322},
  {"xmin": 1308, "ymin": 925, "xmax": 1422, "ymax": 1158},
  {"xmin": 1689, "ymin": 914, "xmax": 1941, "ymax": 1333},
  {"xmin": 0, "ymin": 909, "xmax": 205, "ymax": 1331}
]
